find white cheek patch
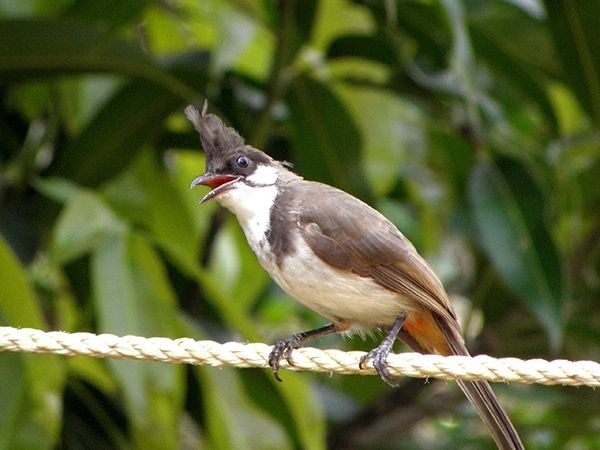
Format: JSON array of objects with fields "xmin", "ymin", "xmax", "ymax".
[{"xmin": 246, "ymin": 164, "xmax": 279, "ymax": 185}]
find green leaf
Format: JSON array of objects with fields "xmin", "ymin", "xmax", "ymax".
[
  {"xmin": 190, "ymin": 266, "xmax": 327, "ymax": 450},
  {"xmin": 66, "ymin": 357, "xmax": 118, "ymax": 395},
  {"xmin": 0, "ymin": 0, "xmax": 72, "ymax": 18},
  {"xmin": 546, "ymin": 82, "xmax": 589, "ymax": 136},
  {"xmin": 287, "ymin": 75, "xmax": 371, "ymax": 202},
  {"xmin": 91, "ymin": 233, "xmax": 184, "ymax": 448},
  {"xmin": 209, "ymin": 2, "xmax": 264, "ymax": 75},
  {"xmin": 57, "ymin": 76, "xmax": 122, "ymax": 136},
  {"xmin": 544, "ymin": 0, "xmax": 600, "ymax": 125},
  {"xmin": 437, "ymin": 0, "xmax": 485, "ymax": 131},
  {"xmin": 0, "ymin": 236, "xmax": 65, "ymax": 449},
  {"xmin": 33, "ymin": 176, "xmax": 86, "ymax": 204},
  {"xmin": 310, "ymin": 0, "xmax": 374, "ymax": 52},
  {"xmin": 469, "ymin": 2, "xmax": 558, "ymax": 127},
  {"xmin": 393, "ymin": 0, "xmax": 450, "ymax": 64},
  {"xmin": 208, "ymin": 219, "xmax": 269, "ymax": 310},
  {"xmin": 0, "ymin": 353, "xmax": 26, "ymax": 450},
  {"xmin": 168, "ymin": 150, "xmax": 216, "ymax": 248},
  {"xmin": 50, "ymin": 80, "xmax": 184, "ymax": 186},
  {"xmin": 469, "ymin": 2, "xmax": 559, "ymax": 76},
  {"xmin": 334, "ymin": 85, "xmax": 426, "ymax": 197},
  {"xmin": 291, "ymin": 0, "xmax": 318, "ymax": 46},
  {"xmin": 50, "ymin": 190, "xmax": 126, "ymax": 264},
  {"xmin": 469, "ymin": 159, "xmax": 564, "ymax": 349},
  {"xmin": 0, "ymin": 19, "xmax": 195, "ymax": 98},
  {"xmin": 103, "ymin": 149, "xmax": 208, "ymax": 275},
  {"xmin": 63, "ymin": 0, "xmax": 150, "ymax": 29},
  {"xmin": 327, "ymin": 34, "xmax": 396, "ymax": 65},
  {"xmin": 0, "ymin": 236, "xmax": 46, "ymax": 328},
  {"xmin": 180, "ymin": 314, "xmax": 292, "ymax": 450},
  {"xmin": 549, "ymin": 133, "xmax": 600, "ymax": 252},
  {"xmin": 201, "ymin": 369, "xmax": 291, "ymax": 450}
]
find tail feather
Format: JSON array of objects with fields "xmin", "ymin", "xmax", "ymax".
[
  {"xmin": 456, "ymin": 379, "xmax": 523, "ymax": 450},
  {"xmin": 433, "ymin": 315, "xmax": 524, "ymax": 450}
]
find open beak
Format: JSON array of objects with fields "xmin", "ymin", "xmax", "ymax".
[{"xmin": 190, "ymin": 173, "xmax": 241, "ymax": 203}]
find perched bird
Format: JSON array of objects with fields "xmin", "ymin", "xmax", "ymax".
[{"xmin": 187, "ymin": 103, "xmax": 523, "ymax": 450}]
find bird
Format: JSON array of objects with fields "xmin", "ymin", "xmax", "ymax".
[{"xmin": 186, "ymin": 102, "xmax": 524, "ymax": 450}]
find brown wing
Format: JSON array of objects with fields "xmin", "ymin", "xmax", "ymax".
[{"xmin": 297, "ymin": 182, "xmax": 456, "ymax": 324}]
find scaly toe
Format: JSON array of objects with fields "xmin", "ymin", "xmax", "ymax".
[
  {"xmin": 361, "ymin": 348, "xmax": 400, "ymax": 387},
  {"xmin": 359, "ymin": 349, "xmax": 377, "ymax": 370},
  {"xmin": 268, "ymin": 337, "xmax": 303, "ymax": 382}
]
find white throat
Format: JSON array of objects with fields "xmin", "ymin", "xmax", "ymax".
[{"xmin": 216, "ymin": 164, "xmax": 279, "ymax": 253}]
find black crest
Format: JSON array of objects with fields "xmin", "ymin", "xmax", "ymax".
[
  {"xmin": 185, "ymin": 102, "xmax": 246, "ymax": 167},
  {"xmin": 186, "ymin": 102, "xmax": 277, "ymax": 174}
]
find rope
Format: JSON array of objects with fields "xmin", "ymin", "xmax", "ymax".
[{"xmin": 0, "ymin": 326, "xmax": 598, "ymax": 387}]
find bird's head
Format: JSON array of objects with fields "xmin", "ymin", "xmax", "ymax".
[{"xmin": 186, "ymin": 103, "xmax": 290, "ymax": 204}]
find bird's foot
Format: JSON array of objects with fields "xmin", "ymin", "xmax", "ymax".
[
  {"xmin": 359, "ymin": 346, "xmax": 400, "ymax": 387},
  {"xmin": 268, "ymin": 324, "xmax": 337, "ymax": 382},
  {"xmin": 268, "ymin": 334, "xmax": 305, "ymax": 382},
  {"xmin": 359, "ymin": 315, "xmax": 406, "ymax": 387}
]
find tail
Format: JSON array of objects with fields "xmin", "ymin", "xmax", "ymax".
[
  {"xmin": 401, "ymin": 312, "xmax": 524, "ymax": 450},
  {"xmin": 455, "ymin": 378, "xmax": 523, "ymax": 450},
  {"xmin": 436, "ymin": 315, "xmax": 524, "ymax": 450}
]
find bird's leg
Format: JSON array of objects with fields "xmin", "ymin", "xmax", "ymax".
[
  {"xmin": 269, "ymin": 323, "xmax": 337, "ymax": 382},
  {"xmin": 359, "ymin": 315, "xmax": 406, "ymax": 387}
]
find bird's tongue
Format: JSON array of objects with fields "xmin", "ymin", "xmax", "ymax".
[
  {"xmin": 190, "ymin": 173, "xmax": 242, "ymax": 204},
  {"xmin": 204, "ymin": 174, "xmax": 239, "ymax": 189},
  {"xmin": 190, "ymin": 173, "xmax": 238, "ymax": 190}
]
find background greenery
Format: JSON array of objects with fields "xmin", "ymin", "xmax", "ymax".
[{"xmin": 0, "ymin": 0, "xmax": 599, "ymax": 448}]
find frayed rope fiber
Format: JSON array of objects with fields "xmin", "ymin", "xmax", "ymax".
[{"xmin": 1, "ymin": 327, "xmax": 599, "ymax": 387}]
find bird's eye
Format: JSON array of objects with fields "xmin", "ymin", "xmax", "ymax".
[{"xmin": 236, "ymin": 155, "xmax": 249, "ymax": 168}]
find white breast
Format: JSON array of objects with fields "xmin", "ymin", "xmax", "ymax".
[{"xmin": 270, "ymin": 234, "xmax": 417, "ymax": 328}]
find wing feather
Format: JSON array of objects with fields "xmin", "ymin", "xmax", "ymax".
[{"xmin": 297, "ymin": 182, "xmax": 455, "ymax": 323}]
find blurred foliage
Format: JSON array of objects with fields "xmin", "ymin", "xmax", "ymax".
[{"xmin": 0, "ymin": 0, "xmax": 599, "ymax": 449}]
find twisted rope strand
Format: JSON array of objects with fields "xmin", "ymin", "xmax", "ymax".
[{"xmin": 1, "ymin": 326, "xmax": 599, "ymax": 387}]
